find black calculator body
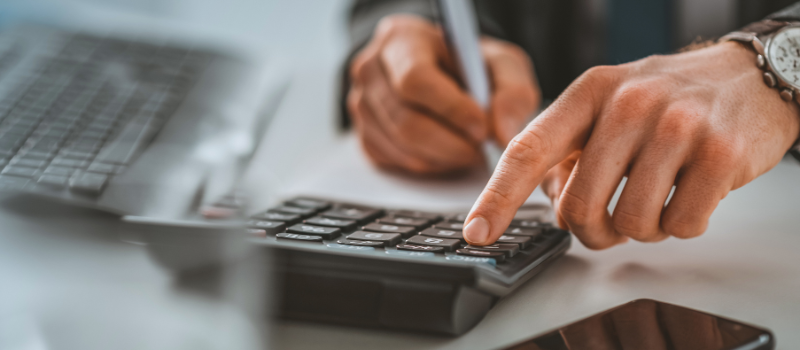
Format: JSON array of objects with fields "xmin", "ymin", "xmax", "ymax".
[{"xmin": 249, "ymin": 197, "xmax": 572, "ymax": 336}]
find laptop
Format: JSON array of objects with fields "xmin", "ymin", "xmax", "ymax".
[{"xmin": 0, "ymin": 23, "xmax": 289, "ymax": 220}]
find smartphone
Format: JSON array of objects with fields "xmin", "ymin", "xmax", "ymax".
[{"xmin": 502, "ymin": 299, "xmax": 774, "ymax": 350}]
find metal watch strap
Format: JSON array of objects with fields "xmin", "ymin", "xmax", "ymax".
[{"xmin": 719, "ymin": 20, "xmax": 800, "ymax": 162}]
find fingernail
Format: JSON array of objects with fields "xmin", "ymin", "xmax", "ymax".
[
  {"xmin": 502, "ymin": 117, "xmax": 522, "ymax": 141},
  {"xmin": 464, "ymin": 216, "xmax": 490, "ymax": 245}
]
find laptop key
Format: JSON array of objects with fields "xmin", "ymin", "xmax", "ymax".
[
  {"xmin": 285, "ymin": 198, "xmax": 331, "ymax": 211},
  {"xmin": 395, "ymin": 244, "xmax": 445, "ymax": 253},
  {"xmin": 276, "ymin": 233, "xmax": 323, "ymax": 243},
  {"xmin": 0, "ymin": 175, "xmax": 29, "ymax": 190},
  {"xmin": 496, "ymin": 235, "xmax": 532, "ymax": 249},
  {"xmin": 271, "ymin": 205, "xmax": 317, "ymax": 217},
  {"xmin": 304, "ymin": 216, "xmax": 357, "ymax": 231},
  {"xmin": 322, "ymin": 207, "xmax": 382, "ymax": 223},
  {"xmin": 378, "ymin": 217, "xmax": 430, "ymax": 229},
  {"xmin": 68, "ymin": 172, "xmax": 109, "ymax": 195},
  {"xmin": 336, "ymin": 238, "xmax": 385, "ymax": 247},
  {"xmin": 246, "ymin": 220, "xmax": 288, "ymax": 235},
  {"xmin": 456, "ymin": 249, "xmax": 506, "ymax": 263},
  {"xmin": 1, "ymin": 166, "xmax": 37, "ymax": 178},
  {"xmin": 504, "ymin": 227, "xmax": 542, "ymax": 237},
  {"xmin": 251, "ymin": 212, "xmax": 302, "ymax": 225},
  {"xmin": 37, "ymin": 174, "xmax": 69, "ymax": 188},
  {"xmin": 419, "ymin": 228, "xmax": 464, "ymax": 241},
  {"xmin": 362, "ymin": 223, "xmax": 416, "ymax": 237},
  {"xmin": 348, "ymin": 231, "xmax": 401, "ymax": 246},
  {"xmin": 433, "ymin": 221, "xmax": 464, "ymax": 231},
  {"xmin": 286, "ymin": 224, "xmax": 341, "ymax": 240},
  {"xmin": 405, "ymin": 235, "xmax": 461, "ymax": 252},
  {"xmin": 464, "ymin": 243, "xmax": 520, "ymax": 257}
]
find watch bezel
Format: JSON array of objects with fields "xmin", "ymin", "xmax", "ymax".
[{"xmin": 764, "ymin": 24, "xmax": 800, "ymax": 90}]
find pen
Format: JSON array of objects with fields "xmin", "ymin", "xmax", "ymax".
[{"xmin": 437, "ymin": 0, "xmax": 504, "ymax": 169}]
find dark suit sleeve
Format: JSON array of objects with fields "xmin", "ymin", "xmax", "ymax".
[{"xmin": 767, "ymin": 2, "xmax": 800, "ymax": 21}]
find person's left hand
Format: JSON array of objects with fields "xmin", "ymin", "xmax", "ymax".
[{"xmin": 463, "ymin": 42, "xmax": 800, "ymax": 249}]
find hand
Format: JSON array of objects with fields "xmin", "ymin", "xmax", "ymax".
[
  {"xmin": 347, "ymin": 15, "xmax": 540, "ymax": 175},
  {"xmin": 464, "ymin": 42, "xmax": 800, "ymax": 249}
]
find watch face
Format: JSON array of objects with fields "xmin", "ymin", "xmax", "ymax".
[{"xmin": 768, "ymin": 26, "xmax": 800, "ymax": 88}]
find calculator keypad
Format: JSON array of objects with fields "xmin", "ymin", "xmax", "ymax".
[{"xmin": 250, "ymin": 198, "xmax": 567, "ymax": 269}]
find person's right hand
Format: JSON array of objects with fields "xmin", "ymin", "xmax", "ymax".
[{"xmin": 347, "ymin": 15, "xmax": 540, "ymax": 176}]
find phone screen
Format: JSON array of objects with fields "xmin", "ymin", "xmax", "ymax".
[{"xmin": 503, "ymin": 299, "xmax": 773, "ymax": 350}]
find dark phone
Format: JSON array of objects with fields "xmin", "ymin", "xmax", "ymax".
[{"xmin": 501, "ymin": 299, "xmax": 773, "ymax": 350}]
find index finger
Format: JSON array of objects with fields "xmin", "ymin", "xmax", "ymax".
[{"xmin": 463, "ymin": 66, "xmax": 618, "ymax": 245}]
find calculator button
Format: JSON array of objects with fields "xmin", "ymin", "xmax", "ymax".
[
  {"xmin": 433, "ymin": 221, "xmax": 464, "ymax": 231},
  {"xmin": 395, "ymin": 244, "xmax": 445, "ymax": 253},
  {"xmin": 456, "ymin": 249, "xmax": 506, "ymax": 263},
  {"xmin": 405, "ymin": 235, "xmax": 461, "ymax": 252},
  {"xmin": 362, "ymin": 223, "xmax": 416, "ymax": 237},
  {"xmin": 348, "ymin": 231, "xmax": 401, "ymax": 246},
  {"xmin": 336, "ymin": 239, "xmax": 385, "ymax": 247},
  {"xmin": 504, "ymin": 227, "xmax": 542, "ymax": 237},
  {"xmin": 271, "ymin": 205, "xmax": 317, "ymax": 217},
  {"xmin": 386, "ymin": 250, "xmax": 436, "ymax": 258},
  {"xmin": 327, "ymin": 243, "xmax": 375, "ymax": 252},
  {"xmin": 251, "ymin": 212, "xmax": 302, "ymax": 225},
  {"xmin": 246, "ymin": 220, "xmax": 286, "ymax": 235},
  {"xmin": 509, "ymin": 219, "xmax": 550, "ymax": 229},
  {"xmin": 445, "ymin": 255, "xmax": 497, "ymax": 267},
  {"xmin": 276, "ymin": 233, "xmax": 324, "ymax": 242},
  {"xmin": 322, "ymin": 207, "xmax": 382, "ymax": 223},
  {"xmin": 419, "ymin": 228, "xmax": 464, "ymax": 241},
  {"xmin": 447, "ymin": 214, "xmax": 469, "ymax": 223},
  {"xmin": 386, "ymin": 210, "xmax": 442, "ymax": 220},
  {"xmin": 496, "ymin": 235, "xmax": 532, "ymax": 249},
  {"xmin": 378, "ymin": 217, "xmax": 430, "ymax": 229},
  {"xmin": 305, "ymin": 216, "xmax": 357, "ymax": 231},
  {"xmin": 464, "ymin": 243, "xmax": 520, "ymax": 257},
  {"xmin": 286, "ymin": 198, "xmax": 331, "ymax": 210},
  {"xmin": 248, "ymin": 229, "xmax": 267, "ymax": 237},
  {"xmin": 286, "ymin": 224, "xmax": 341, "ymax": 240}
]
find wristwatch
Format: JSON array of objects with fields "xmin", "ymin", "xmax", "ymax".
[{"xmin": 720, "ymin": 20, "xmax": 800, "ymax": 160}]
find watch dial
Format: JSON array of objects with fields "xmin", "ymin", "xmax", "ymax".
[{"xmin": 768, "ymin": 27, "xmax": 800, "ymax": 88}]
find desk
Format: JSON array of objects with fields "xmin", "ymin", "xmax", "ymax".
[{"xmin": 1, "ymin": 1, "xmax": 799, "ymax": 349}]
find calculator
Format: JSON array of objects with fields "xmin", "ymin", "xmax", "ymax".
[{"xmin": 248, "ymin": 197, "xmax": 572, "ymax": 335}]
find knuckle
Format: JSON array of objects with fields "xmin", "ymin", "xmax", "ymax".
[
  {"xmin": 393, "ymin": 65, "xmax": 432, "ymax": 101},
  {"xmin": 375, "ymin": 14, "xmax": 428, "ymax": 37},
  {"xmin": 506, "ymin": 128, "xmax": 551, "ymax": 168},
  {"xmin": 694, "ymin": 136, "xmax": 740, "ymax": 178},
  {"xmin": 580, "ymin": 65, "xmax": 620, "ymax": 87},
  {"xmin": 653, "ymin": 107, "xmax": 698, "ymax": 143},
  {"xmin": 607, "ymin": 82, "xmax": 663, "ymax": 123},
  {"xmin": 612, "ymin": 209, "xmax": 654, "ymax": 241},
  {"xmin": 663, "ymin": 215, "xmax": 704, "ymax": 239},
  {"xmin": 557, "ymin": 190, "xmax": 593, "ymax": 229}
]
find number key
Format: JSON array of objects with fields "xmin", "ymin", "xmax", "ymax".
[
  {"xmin": 347, "ymin": 231, "xmax": 401, "ymax": 246},
  {"xmin": 286, "ymin": 224, "xmax": 341, "ymax": 240},
  {"xmin": 405, "ymin": 235, "xmax": 461, "ymax": 252}
]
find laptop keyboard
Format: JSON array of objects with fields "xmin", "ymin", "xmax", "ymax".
[
  {"xmin": 248, "ymin": 197, "xmax": 564, "ymax": 268},
  {"xmin": 0, "ymin": 33, "xmax": 210, "ymax": 194}
]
